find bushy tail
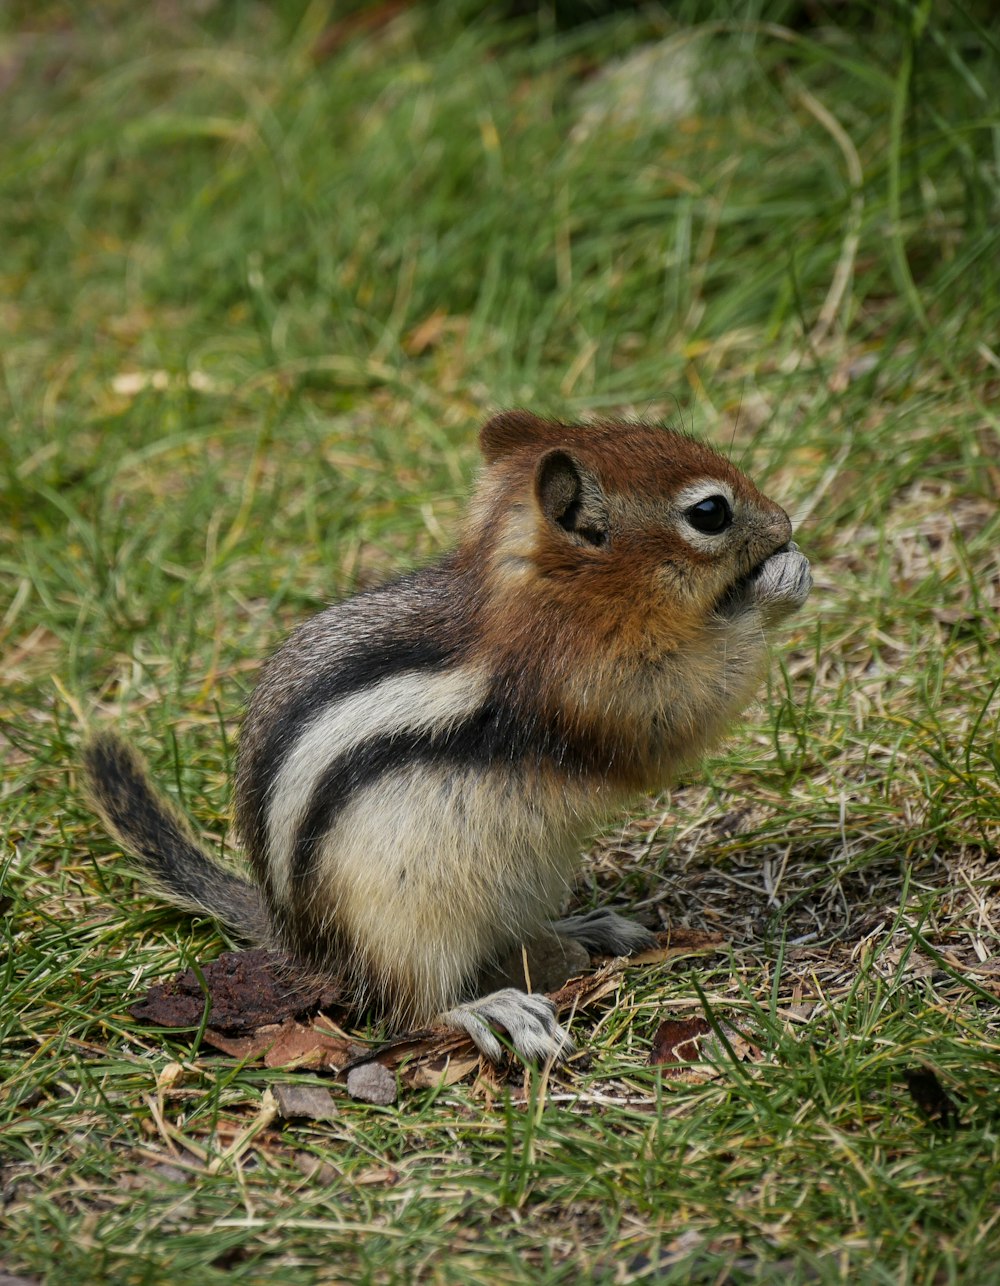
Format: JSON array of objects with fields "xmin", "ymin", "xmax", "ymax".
[{"xmin": 82, "ymin": 731, "xmax": 270, "ymax": 944}]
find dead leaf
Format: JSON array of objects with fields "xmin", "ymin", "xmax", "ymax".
[
  {"xmin": 130, "ymin": 940, "xmax": 704, "ymax": 1097},
  {"xmin": 406, "ymin": 1054, "xmax": 481, "ymax": 1090},
  {"xmin": 129, "ymin": 948, "xmax": 348, "ymax": 1036},
  {"xmin": 349, "ymin": 1029, "xmax": 446, "ymax": 1069},
  {"xmin": 200, "ymin": 1028, "xmax": 267, "ymax": 1060},
  {"xmin": 201, "ymin": 1018, "xmax": 359, "ymax": 1071},
  {"xmin": 650, "ymin": 1015, "xmax": 762, "ymax": 1082},
  {"xmin": 263, "ymin": 1021, "xmax": 361, "ymax": 1071}
]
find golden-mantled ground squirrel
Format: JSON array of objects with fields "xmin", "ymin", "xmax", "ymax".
[{"xmin": 84, "ymin": 412, "xmax": 811, "ymax": 1062}]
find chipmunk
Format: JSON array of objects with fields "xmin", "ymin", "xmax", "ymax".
[{"xmin": 84, "ymin": 411, "xmax": 811, "ymax": 1063}]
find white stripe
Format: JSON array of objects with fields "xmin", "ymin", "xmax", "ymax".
[{"xmin": 267, "ymin": 664, "xmax": 490, "ymax": 902}]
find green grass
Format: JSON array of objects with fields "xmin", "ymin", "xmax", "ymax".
[{"xmin": 2, "ymin": 1, "xmax": 999, "ymax": 1281}]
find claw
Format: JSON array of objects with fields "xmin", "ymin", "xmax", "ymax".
[{"xmin": 440, "ymin": 988, "xmax": 574, "ymax": 1063}]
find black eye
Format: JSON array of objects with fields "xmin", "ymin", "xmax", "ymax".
[{"xmin": 686, "ymin": 495, "xmax": 733, "ymax": 534}]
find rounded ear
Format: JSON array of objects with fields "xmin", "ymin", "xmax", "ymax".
[
  {"xmin": 535, "ymin": 449, "xmax": 609, "ymax": 548},
  {"xmin": 480, "ymin": 410, "xmax": 552, "ymax": 464}
]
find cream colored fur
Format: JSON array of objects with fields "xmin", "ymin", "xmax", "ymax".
[{"xmin": 309, "ymin": 761, "xmax": 600, "ymax": 1023}]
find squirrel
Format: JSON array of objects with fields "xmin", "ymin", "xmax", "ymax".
[{"xmin": 83, "ymin": 411, "xmax": 811, "ymax": 1063}]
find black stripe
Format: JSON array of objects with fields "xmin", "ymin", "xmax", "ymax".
[
  {"xmin": 287, "ymin": 690, "xmax": 601, "ymax": 899},
  {"xmin": 235, "ymin": 569, "xmax": 462, "ymax": 871},
  {"xmin": 263, "ymin": 635, "xmax": 453, "ymax": 765},
  {"xmin": 238, "ymin": 636, "xmax": 452, "ymax": 862}
]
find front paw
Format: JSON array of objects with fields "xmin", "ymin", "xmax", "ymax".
[
  {"xmin": 440, "ymin": 989, "xmax": 574, "ymax": 1064},
  {"xmin": 752, "ymin": 546, "xmax": 812, "ymax": 624}
]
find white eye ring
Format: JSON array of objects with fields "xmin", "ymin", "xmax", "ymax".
[{"xmin": 673, "ymin": 480, "xmax": 737, "ymax": 549}]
